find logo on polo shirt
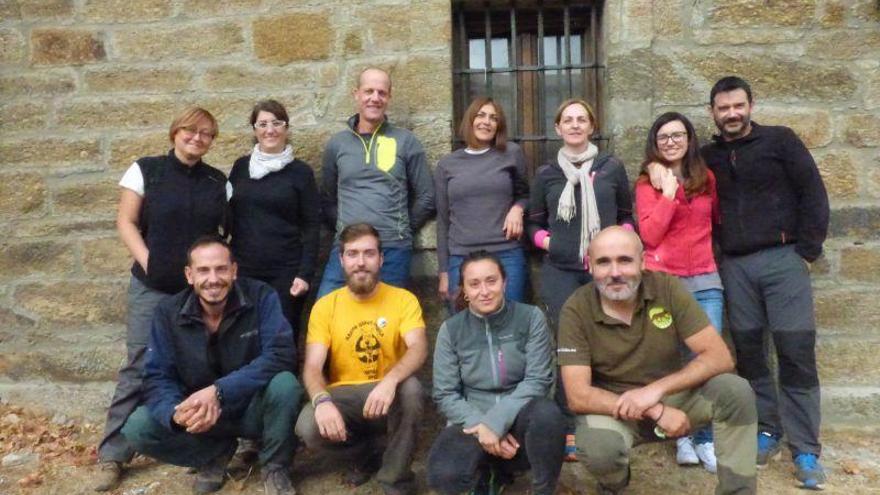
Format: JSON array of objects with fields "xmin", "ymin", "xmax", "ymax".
[{"xmin": 649, "ymin": 306, "xmax": 673, "ymax": 329}]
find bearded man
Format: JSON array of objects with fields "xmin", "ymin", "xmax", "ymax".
[
  {"xmin": 557, "ymin": 226, "xmax": 758, "ymax": 495},
  {"xmin": 296, "ymin": 223, "xmax": 427, "ymax": 495},
  {"xmin": 120, "ymin": 236, "xmax": 301, "ymax": 495}
]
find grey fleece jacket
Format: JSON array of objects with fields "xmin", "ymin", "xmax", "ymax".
[
  {"xmin": 321, "ymin": 114, "xmax": 435, "ymax": 247},
  {"xmin": 432, "ymin": 301, "xmax": 553, "ymax": 437}
]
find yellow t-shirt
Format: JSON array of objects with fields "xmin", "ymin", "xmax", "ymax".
[{"xmin": 307, "ymin": 283, "xmax": 425, "ymax": 387}]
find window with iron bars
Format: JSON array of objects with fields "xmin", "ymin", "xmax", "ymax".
[{"xmin": 452, "ymin": 0, "xmax": 605, "ymax": 175}]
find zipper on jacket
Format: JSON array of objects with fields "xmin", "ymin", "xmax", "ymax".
[
  {"xmin": 485, "ymin": 321, "xmax": 500, "ymax": 402},
  {"xmin": 350, "ymin": 125, "xmax": 381, "ymax": 165}
]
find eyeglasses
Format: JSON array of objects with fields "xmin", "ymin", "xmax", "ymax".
[
  {"xmin": 179, "ymin": 126, "xmax": 215, "ymax": 140},
  {"xmin": 656, "ymin": 132, "xmax": 687, "ymax": 144},
  {"xmin": 253, "ymin": 120, "xmax": 288, "ymax": 130}
]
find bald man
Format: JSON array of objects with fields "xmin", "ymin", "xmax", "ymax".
[
  {"xmin": 318, "ymin": 67, "xmax": 434, "ymax": 297},
  {"xmin": 557, "ymin": 226, "xmax": 757, "ymax": 495}
]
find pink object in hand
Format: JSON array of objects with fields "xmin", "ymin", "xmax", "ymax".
[{"xmin": 533, "ymin": 230, "xmax": 550, "ymax": 250}]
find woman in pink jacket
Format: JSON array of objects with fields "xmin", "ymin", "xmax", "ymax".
[{"xmin": 635, "ymin": 112, "xmax": 722, "ymax": 474}]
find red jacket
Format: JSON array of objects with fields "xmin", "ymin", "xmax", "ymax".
[{"xmin": 635, "ymin": 170, "xmax": 720, "ymax": 277}]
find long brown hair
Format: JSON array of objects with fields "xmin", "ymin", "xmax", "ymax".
[
  {"xmin": 459, "ymin": 97, "xmax": 508, "ymax": 151},
  {"xmin": 638, "ymin": 112, "xmax": 709, "ymax": 197}
]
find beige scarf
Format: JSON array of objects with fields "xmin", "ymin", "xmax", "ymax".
[{"xmin": 556, "ymin": 143, "xmax": 600, "ymax": 263}]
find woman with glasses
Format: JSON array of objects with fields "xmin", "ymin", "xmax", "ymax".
[
  {"xmin": 228, "ymin": 99, "xmax": 320, "ymax": 341},
  {"xmin": 635, "ymin": 112, "xmax": 722, "ymax": 473},
  {"xmin": 434, "ymin": 97, "xmax": 529, "ymax": 309},
  {"xmin": 428, "ymin": 251, "xmax": 564, "ymax": 495},
  {"xmin": 95, "ymin": 107, "xmax": 229, "ymax": 491}
]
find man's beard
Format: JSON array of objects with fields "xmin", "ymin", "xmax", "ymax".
[
  {"xmin": 345, "ymin": 269, "xmax": 379, "ymax": 295},
  {"xmin": 596, "ymin": 275, "xmax": 640, "ymax": 302},
  {"xmin": 716, "ymin": 113, "xmax": 751, "ymax": 139},
  {"xmin": 197, "ymin": 281, "xmax": 230, "ymax": 306}
]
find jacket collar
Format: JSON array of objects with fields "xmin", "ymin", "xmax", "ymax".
[
  {"xmin": 166, "ymin": 148, "xmax": 205, "ymax": 174},
  {"xmin": 467, "ymin": 299, "xmax": 513, "ymax": 329},
  {"xmin": 178, "ymin": 280, "xmax": 249, "ymax": 326},
  {"xmin": 346, "ymin": 114, "xmax": 388, "ymax": 135},
  {"xmin": 588, "ymin": 272, "xmax": 657, "ymax": 324}
]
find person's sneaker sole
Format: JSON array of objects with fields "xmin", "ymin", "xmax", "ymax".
[{"xmin": 798, "ymin": 479, "xmax": 825, "ymax": 491}]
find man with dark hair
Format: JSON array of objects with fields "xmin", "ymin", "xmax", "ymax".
[
  {"xmin": 296, "ymin": 223, "xmax": 427, "ymax": 495},
  {"xmin": 318, "ymin": 67, "xmax": 435, "ymax": 297},
  {"xmin": 559, "ymin": 226, "xmax": 757, "ymax": 495},
  {"xmin": 121, "ymin": 237, "xmax": 301, "ymax": 495},
  {"xmin": 703, "ymin": 75, "xmax": 830, "ymax": 490}
]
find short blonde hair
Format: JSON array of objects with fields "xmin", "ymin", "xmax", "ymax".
[
  {"xmin": 169, "ymin": 106, "xmax": 218, "ymax": 143},
  {"xmin": 554, "ymin": 98, "xmax": 598, "ymax": 132}
]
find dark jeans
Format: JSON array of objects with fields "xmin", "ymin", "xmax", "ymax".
[
  {"xmin": 294, "ymin": 377, "xmax": 424, "ymax": 487},
  {"xmin": 243, "ymin": 268, "xmax": 307, "ymax": 343},
  {"xmin": 426, "ymin": 397, "xmax": 565, "ymax": 495},
  {"xmin": 539, "ymin": 263, "xmax": 593, "ymax": 333},
  {"xmin": 317, "ymin": 245, "xmax": 412, "ymax": 298},
  {"xmin": 720, "ymin": 245, "xmax": 821, "ymax": 456},
  {"xmin": 98, "ymin": 275, "xmax": 169, "ymax": 463},
  {"xmin": 121, "ymin": 372, "xmax": 303, "ymax": 468}
]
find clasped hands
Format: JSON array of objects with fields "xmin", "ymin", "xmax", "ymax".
[
  {"xmin": 173, "ymin": 384, "xmax": 221, "ymax": 434},
  {"xmin": 463, "ymin": 423, "xmax": 520, "ymax": 460},
  {"xmin": 614, "ymin": 385, "xmax": 690, "ymax": 438}
]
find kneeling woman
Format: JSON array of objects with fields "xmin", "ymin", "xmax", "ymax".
[{"xmin": 427, "ymin": 252, "xmax": 564, "ymax": 495}]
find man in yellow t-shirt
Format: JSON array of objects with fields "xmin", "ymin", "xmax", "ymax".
[{"xmin": 295, "ymin": 223, "xmax": 427, "ymax": 495}]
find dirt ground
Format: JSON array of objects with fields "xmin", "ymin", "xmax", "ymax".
[{"xmin": 1, "ymin": 403, "xmax": 878, "ymax": 495}]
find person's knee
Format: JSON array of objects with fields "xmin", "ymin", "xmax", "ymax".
[
  {"xmin": 528, "ymin": 398, "xmax": 566, "ymax": 433},
  {"xmin": 707, "ymin": 374, "xmax": 757, "ymax": 424},
  {"xmin": 773, "ymin": 332, "xmax": 819, "ymax": 388},
  {"xmin": 120, "ymin": 406, "xmax": 158, "ymax": 451},
  {"xmin": 265, "ymin": 371, "xmax": 303, "ymax": 408},
  {"xmin": 577, "ymin": 428, "xmax": 628, "ymax": 474},
  {"xmin": 396, "ymin": 376, "xmax": 424, "ymax": 415},
  {"xmin": 294, "ymin": 408, "xmax": 323, "ymax": 448},
  {"xmin": 426, "ymin": 458, "xmax": 474, "ymax": 494}
]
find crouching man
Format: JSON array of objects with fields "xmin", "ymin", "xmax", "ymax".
[
  {"xmin": 559, "ymin": 226, "xmax": 757, "ymax": 495},
  {"xmin": 121, "ymin": 236, "xmax": 302, "ymax": 495}
]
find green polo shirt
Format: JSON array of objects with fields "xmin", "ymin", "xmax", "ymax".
[{"xmin": 557, "ymin": 271, "xmax": 710, "ymax": 395}]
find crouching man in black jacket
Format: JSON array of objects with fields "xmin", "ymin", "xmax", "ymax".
[{"xmin": 121, "ymin": 235, "xmax": 302, "ymax": 495}]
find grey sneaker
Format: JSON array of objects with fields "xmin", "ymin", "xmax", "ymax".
[
  {"xmin": 194, "ymin": 451, "xmax": 233, "ymax": 493},
  {"xmin": 263, "ymin": 467, "xmax": 296, "ymax": 495},
  {"xmin": 93, "ymin": 461, "xmax": 123, "ymax": 492}
]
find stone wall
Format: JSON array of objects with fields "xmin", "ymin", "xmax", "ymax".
[
  {"xmin": 604, "ymin": 0, "xmax": 880, "ymax": 427},
  {"xmin": 0, "ymin": 0, "xmax": 878, "ymax": 427}
]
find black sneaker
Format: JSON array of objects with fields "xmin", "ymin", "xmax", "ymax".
[{"xmin": 263, "ymin": 466, "xmax": 296, "ymax": 495}]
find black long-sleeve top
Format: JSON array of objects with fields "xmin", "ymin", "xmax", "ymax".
[{"xmin": 229, "ymin": 156, "xmax": 321, "ymax": 281}]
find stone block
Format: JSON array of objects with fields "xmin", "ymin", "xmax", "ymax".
[
  {"xmin": 114, "ymin": 21, "xmax": 243, "ymax": 62},
  {"xmin": 756, "ymin": 108, "xmax": 832, "ymax": 148},
  {"xmin": 9, "ymin": 218, "xmax": 116, "ymax": 238},
  {"xmin": 0, "ymin": 101, "xmax": 49, "ymax": 133},
  {"xmin": 807, "ymin": 30, "xmax": 880, "ymax": 60},
  {"xmin": 52, "ymin": 179, "xmax": 118, "ymax": 215},
  {"xmin": 411, "ymin": 250, "xmax": 438, "ymax": 278},
  {"xmin": 839, "ymin": 245, "xmax": 880, "ymax": 283},
  {"xmin": 830, "ymin": 206, "xmax": 880, "ymax": 239},
  {"xmin": 393, "ymin": 54, "xmax": 454, "ymax": 116},
  {"xmin": 14, "ymin": 281, "xmax": 126, "ymax": 325},
  {"xmin": 853, "ymin": 0, "xmax": 880, "ymax": 22},
  {"xmin": 684, "ymin": 52, "xmax": 857, "ymax": 101},
  {"xmin": 290, "ymin": 127, "xmax": 333, "ymax": 168},
  {"xmin": 0, "ymin": 307, "xmax": 36, "ymax": 328},
  {"xmin": 0, "ymin": 71, "xmax": 76, "ymax": 97},
  {"xmin": 57, "ymin": 97, "xmax": 175, "ymax": 131},
  {"xmin": 202, "ymin": 132, "xmax": 252, "ymax": 171},
  {"xmin": 81, "ymin": 237, "xmax": 132, "ymax": 276},
  {"xmin": 2, "ymin": 0, "xmax": 73, "ymax": 19},
  {"xmin": 865, "ymin": 68, "xmax": 880, "ymax": 110},
  {"xmin": 0, "ymin": 381, "xmax": 115, "ymax": 422},
  {"xmin": 0, "ymin": 173, "xmax": 45, "ymax": 217},
  {"xmin": 316, "ymin": 64, "xmax": 340, "ymax": 88},
  {"xmin": 0, "ymin": 241, "xmax": 76, "ymax": 280},
  {"xmin": 81, "ymin": 0, "xmax": 171, "ymax": 22},
  {"xmin": 653, "ymin": 58, "xmax": 700, "ymax": 105},
  {"xmin": 343, "ymin": 32, "xmax": 363, "ymax": 55},
  {"xmin": 613, "ymin": 125, "xmax": 651, "ymax": 174},
  {"xmin": 692, "ymin": 28, "xmax": 804, "ymax": 46},
  {"xmin": 815, "ymin": 287, "xmax": 880, "ymax": 332},
  {"xmin": 815, "ymin": 151, "xmax": 859, "ymax": 200},
  {"xmin": 109, "ymin": 133, "xmax": 169, "ymax": 170},
  {"xmin": 181, "ymin": 0, "xmax": 261, "ymax": 16},
  {"xmin": 823, "ymin": 386, "xmax": 880, "ymax": 427},
  {"xmin": 0, "ymin": 28, "xmax": 25, "ymax": 64},
  {"xmin": 413, "ymin": 220, "xmax": 437, "ymax": 250},
  {"xmin": 818, "ymin": 339, "xmax": 880, "ymax": 386},
  {"xmin": 0, "ymin": 346, "xmax": 120, "ymax": 382},
  {"xmin": 654, "ymin": 0, "xmax": 684, "ymax": 38},
  {"xmin": 621, "ymin": 0, "xmax": 654, "ymax": 46},
  {"xmin": 202, "ymin": 65, "xmax": 313, "ymax": 91},
  {"xmin": 0, "ymin": 138, "xmax": 101, "ymax": 168},
  {"xmin": 707, "ymin": 0, "xmax": 816, "ymax": 28},
  {"xmin": 844, "ymin": 114, "xmax": 880, "ymax": 147},
  {"xmin": 31, "ymin": 29, "xmax": 105, "ymax": 66},
  {"xmin": 84, "ymin": 67, "xmax": 192, "ymax": 93},
  {"xmin": 253, "ymin": 13, "xmax": 332, "ymax": 65},
  {"xmin": 818, "ymin": 0, "xmax": 846, "ymax": 27},
  {"xmin": 362, "ymin": 7, "xmax": 414, "ymax": 52},
  {"xmin": 608, "ymin": 50, "xmax": 653, "ymax": 100}
]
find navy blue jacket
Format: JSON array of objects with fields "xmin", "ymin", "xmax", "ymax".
[{"xmin": 142, "ymin": 277, "xmax": 295, "ymax": 430}]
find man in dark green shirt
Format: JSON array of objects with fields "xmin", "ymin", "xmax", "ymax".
[{"xmin": 558, "ymin": 226, "xmax": 757, "ymax": 495}]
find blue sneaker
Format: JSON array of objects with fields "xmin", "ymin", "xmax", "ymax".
[
  {"xmin": 756, "ymin": 431, "xmax": 782, "ymax": 467},
  {"xmin": 794, "ymin": 453, "xmax": 826, "ymax": 491}
]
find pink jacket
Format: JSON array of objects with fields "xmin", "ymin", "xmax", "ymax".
[{"xmin": 635, "ymin": 170, "xmax": 720, "ymax": 277}]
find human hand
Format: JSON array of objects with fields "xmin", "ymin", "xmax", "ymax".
[
  {"xmin": 463, "ymin": 423, "xmax": 504, "ymax": 457},
  {"xmin": 656, "ymin": 405, "xmax": 690, "ymax": 438},
  {"xmin": 542, "ymin": 236, "xmax": 550, "ymax": 251},
  {"xmin": 290, "ymin": 277, "xmax": 309, "ymax": 297},
  {"xmin": 659, "ymin": 167, "xmax": 679, "ymax": 200},
  {"xmin": 438, "ymin": 272, "xmax": 450, "ymax": 300},
  {"xmin": 175, "ymin": 385, "xmax": 221, "ymax": 433},
  {"xmin": 363, "ymin": 378, "xmax": 397, "ymax": 419},
  {"xmin": 314, "ymin": 401, "xmax": 347, "ymax": 442},
  {"xmin": 614, "ymin": 385, "xmax": 663, "ymax": 421},
  {"xmin": 646, "ymin": 162, "xmax": 665, "ymax": 190},
  {"xmin": 497, "ymin": 433, "xmax": 520, "ymax": 460},
  {"xmin": 502, "ymin": 205, "xmax": 524, "ymax": 240}
]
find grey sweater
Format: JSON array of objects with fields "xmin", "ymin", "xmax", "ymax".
[
  {"xmin": 321, "ymin": 115, "xmax": 435, "ymax": 247},
  {"xmin": 433, "ymin": 143, "xmax": 529, "ymax": 272},
  {"xmin": 432, "ymin": 301, "xmax": 553, "ymax": 437}
]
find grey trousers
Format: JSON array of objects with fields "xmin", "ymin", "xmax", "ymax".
[
  {"xmin": 720, "ymin": 245, "xmax": 821, "ymax": 456},
  {"xmin": 295, "ymin": 377, "xmax": 424, "ymax": 487},
  {"xmin": 98, "ymin": 275, "xmax": 169, "ymax": 463}
]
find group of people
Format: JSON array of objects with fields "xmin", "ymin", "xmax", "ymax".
[{"xmin": 90, "ymin": 67, "xmax": 830, "ymax": 495}]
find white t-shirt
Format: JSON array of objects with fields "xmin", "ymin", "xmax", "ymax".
[{"xmin": 118, "ymin": 162, "xmax": 232, "ymax": 199}]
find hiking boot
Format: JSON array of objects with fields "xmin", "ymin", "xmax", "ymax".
[
  {"xmin": 564, "ymin": 433, "xmax": 578, "ymax": 462},
  {"xmin": 694, "ymin": 441, "xmax": 718, "ymax": 474},
  {"xmin": 342, "ymin": 453, "xmax": 381, "ymax": 487},
  {"xmin": 263, "ymin": 466, "xmax": 296, "ymax": 495},
  {"xmin": 229, "ymin": 438, "xmax": 259, "ymax": 471},
  {"xmin": 676, "ymin": 437, "xmax": 699, "ymax": 466},
  {"xmin": 794, "ymin": 453, "xmax": 827, "ymax": 491},
  {"xmin": 93, "ymin": 461, "xmax": 122, "ymax": 492},
  {"xmin": 756, "ymin": 431, "xmax": 782, "ymax": 467},
  {"xmin": 194, "ymin": 451, "xmax": 233, "ymax": 493}
]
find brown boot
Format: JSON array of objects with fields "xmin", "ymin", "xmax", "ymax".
[{"xmin": 93, "ymin": 461, "xmax": 123, "ymax": 492}]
